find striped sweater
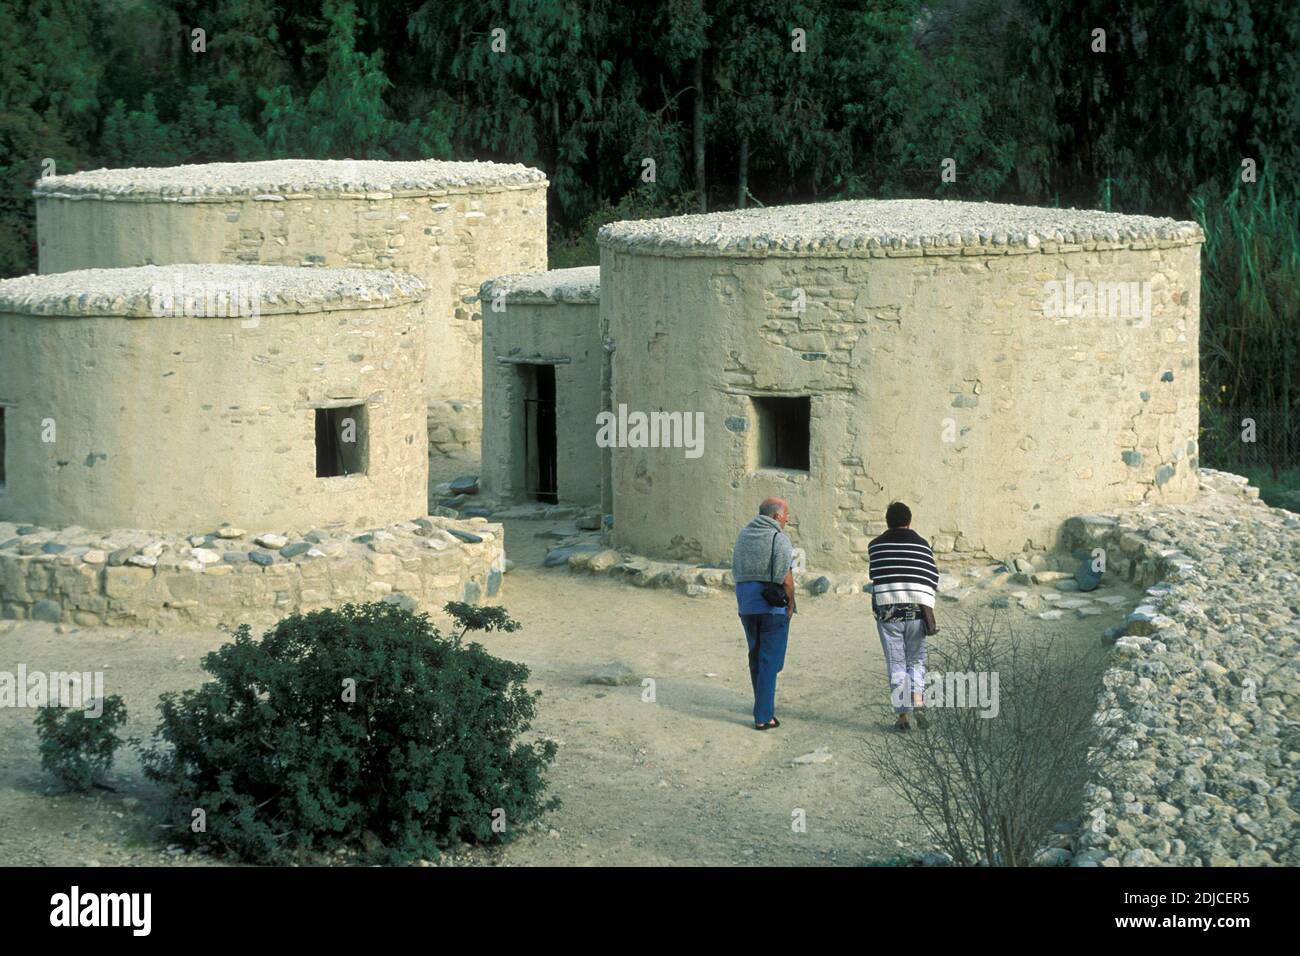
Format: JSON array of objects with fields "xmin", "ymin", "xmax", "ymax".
[{"xmin": 867, "ymin": 528, "xmax": 939, "ymax": 608}]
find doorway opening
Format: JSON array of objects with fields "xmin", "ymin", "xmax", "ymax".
[{"xmin": 519, "ymin": 364, "xmax": 557, "ymax": 503}]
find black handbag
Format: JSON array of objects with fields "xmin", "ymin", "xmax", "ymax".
[
  {"xmin": 760, "ymin": 532, "xmax": 789, "ymax": 607},
  {"xmin": 921, "ymin": 604, "xmax": 938, "ymax": 636}
]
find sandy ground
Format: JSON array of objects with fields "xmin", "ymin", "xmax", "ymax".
[{"xmin": 0, "ymin": 518, "xmax": 1140, "ymax": 867}]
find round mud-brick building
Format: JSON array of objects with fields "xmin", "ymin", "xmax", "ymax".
[
  {"xmin": 0, "ymin": 263, "xmax": 428, "ymax": 532},
  {"xmin": 597, "ymin": 199, "xmax": 1204, "ymax": 571},
  {"xmin": 33, "ymin": 159, "xmax": 549, "ymax": 456}
]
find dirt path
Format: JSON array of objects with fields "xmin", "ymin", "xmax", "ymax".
[{"xmin": 0, "ymin": 518, "xmax": 1140, "ymax": 866}]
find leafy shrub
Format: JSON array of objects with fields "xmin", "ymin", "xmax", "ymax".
[
  {"xmin": 141, "ymin": 601, "xmax": 556, "ymax": 864},
  {"xmin": 441, "ymin": 601, "xmax": 521, "ymax": 634},
  {"xmin": 35, "ymin": 695, "xmax": 129, "ymax": 791}
]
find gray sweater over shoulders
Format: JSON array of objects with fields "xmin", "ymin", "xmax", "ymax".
[{"xmin": 732, "ymin": 515, "xmax": 794, "ymax": 584}]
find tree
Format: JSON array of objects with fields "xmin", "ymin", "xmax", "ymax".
[{"xmin": 261, "ymin": 0, "xmax": 451, "ymax": 159}]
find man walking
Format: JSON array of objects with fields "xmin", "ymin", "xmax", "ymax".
[
  {"xmin": 732, "ymin": 497, "xmax": 797, "ymax": 730},
  {"xmin": 867, "ymin": 502, "xmax": 939, "ymax": 730}
]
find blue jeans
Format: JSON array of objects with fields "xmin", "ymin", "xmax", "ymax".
[{"xmin": 740, "ymin": 613, "xmax": 790, "ymax": 724}]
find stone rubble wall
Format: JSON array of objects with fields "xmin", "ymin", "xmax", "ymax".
[
  {"xmin": 1064, "ymin": 469, "xmax": 1299, "ymax": 866},
  {"xmin": 428, "ymin": 399, "xmax": 482, "ymax": 457},
  {"xmin": 441, "ymin": 187, "xmax": 550, "ymax": 404},
  {"xmin": 533, "ymin": 522, "xmax": 1094, "ymax": 600},
  {"xmin": 0, "ymin": 517, "xmax": 504, "ymax": 629},
  {"xmin": 602, "ymin": 236, "xmax": 1200, "ymax": 571}
]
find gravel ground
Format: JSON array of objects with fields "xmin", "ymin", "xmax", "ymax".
[
  {"xmin": 0, "ymin": 518, "xmax": 1139, "ymax": 867},
  {"xmin": 2, "ymin": 472, "xmax": 1287, "ymax": 867}
]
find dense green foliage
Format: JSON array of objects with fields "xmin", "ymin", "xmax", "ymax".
[
  {"xmin": 1195, "ymin": 172, "xmax": 1300, "ymax": 475},
  {"xmin": 35, "ymin": 694, "xmax": 129, "ymax": 791},
  {"xmin": 1, "ymin": 0, "xmax": 1296, "ymax": 454},
  {"xmin": 140, "ymin": 602, "xmax": 556, "ymax": 864}
]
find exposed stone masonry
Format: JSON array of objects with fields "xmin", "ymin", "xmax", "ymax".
[
  {"xmin": 0, "ymin": 517, "xmax": 504, "ymax": 629},
  {"xmin": 1065, "ymin": 470, "xmax": 1299, "ymax": 866}
]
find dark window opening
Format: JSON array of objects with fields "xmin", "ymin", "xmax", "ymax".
[
  {"xmin": 753, "ymin": 396, "xmax": 810, "ymax": 471},
  {"xmin": 519, "ymin": 364, "xmax": 558, "ymax": 504},
  {"xmin": 315, "ymin": 405, "xmax": 368, "ymax": 477}
]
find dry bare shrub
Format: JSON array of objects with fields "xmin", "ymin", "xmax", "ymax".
[{"xmin": 866, "ymin": 612, "xmax": 1113, "ymax": 866}]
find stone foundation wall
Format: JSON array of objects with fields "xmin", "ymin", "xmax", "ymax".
[
  {"xmin": 535, "ymin": 519, "xmax": 1167, "ymax": 600},
  {"xmin": 0, "ymin": 517, "xmax": 504, "ymax": 629}
]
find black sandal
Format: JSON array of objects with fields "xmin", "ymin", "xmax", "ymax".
[{"xmin": 754, "ymin": 717, "xmax": 780, "ymax": 730}]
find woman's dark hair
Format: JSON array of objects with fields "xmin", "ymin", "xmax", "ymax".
[{"xmin": 885, "ymin": 501, "xmax": 912, "ymax": 528}]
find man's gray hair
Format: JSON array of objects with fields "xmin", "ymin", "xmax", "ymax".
[{"xmin": 759, "ymin": 500, "xmax": 784, "ymax": 517}]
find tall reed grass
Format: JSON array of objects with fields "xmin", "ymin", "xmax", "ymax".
[{"xmin": 1194, "ymin": 171, "xmax": 1300, "ymax": 477}]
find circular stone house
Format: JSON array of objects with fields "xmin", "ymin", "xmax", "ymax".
[
  {"xmin": 0, "ymin": 264, "xmax": 428, "ymax": 531},
  {"xmin": 598, "ymin": 199, "xmax": 1203, "ymax": 571},
  {"xmin": 33, "ymin": 159, "xmax": 549, "ymax": 457}
]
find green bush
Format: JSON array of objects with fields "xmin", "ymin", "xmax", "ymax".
[
  {"xmin": 35, "ymin": 695, "xmax": 129, "ymax": 791},
  {"xmin": 141, "ymin": 601, "xmax": 556, "ymax": 864}
]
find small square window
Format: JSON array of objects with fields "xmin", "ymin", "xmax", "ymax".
[
  {"xmin": 315, "ymin": 405, "xmax": 368, "ymax": 477},
  {"xmin": 752, "ymin": 396, "xmax": 810, "ymax": 472}
]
